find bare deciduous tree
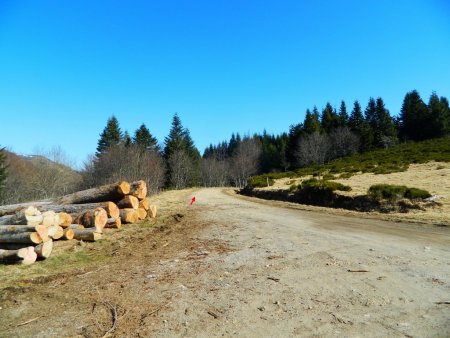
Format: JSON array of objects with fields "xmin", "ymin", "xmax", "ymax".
[
  {"xmin": 201, "ymin": 157, "xmax": 228, "ymax": 187},
  {"xmin": 167, "ymin": 150, "xmax": 196, "ymax": 190},
  {"xmin": 229, "ymin": 137, "xmax": 262, "ymax": 188},
  {"xmin": 329, "ymin": 127, "xmax": 359, "ymax": 160},
  {"xmin": 296, "ymin": 132, "xmax": 330, "ymax": 167}
]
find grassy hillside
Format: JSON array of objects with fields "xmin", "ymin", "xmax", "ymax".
[{"xmin": 249, "ymin": 137, "xmax": 450, "ymax": 188}]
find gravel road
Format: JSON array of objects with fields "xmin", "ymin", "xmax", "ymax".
[{"xmin": 149, "ymin": 188, "xmax": 450, "ymax": 337}]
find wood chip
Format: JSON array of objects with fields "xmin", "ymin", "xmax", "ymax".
[
  {"xmin": 267, "ymin": 277, "xmax": 280, "ymax": 282},
  {"xmin": 207, "ymin": 310, "xmax": 219, "ymax": 319},
  {"xmin": 16, "ymin": 316, "xmax": 41, "ymax": 327},
  {"xmin": 435, "ymin": 301, "xmax": 450, "ymax": 305},
  {"xmin": 347, "ymin": 269, "xmax": 369, "ymax": 273}
]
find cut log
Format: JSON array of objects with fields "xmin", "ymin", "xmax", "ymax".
[
  {"xmin": 120, "ymin": 208, "xmax": 139, "ymax": 224},
  {"xmin": 0, "ymin": 232, "xmax": 42, "ymax": 244},
  {"xmin": 39, "ymin": 202, "xmax": 120, "ymax": 220},
  {"xmin": 72, "ymin": 229, "xmax": 102, "ymax": 242},
  {"xmin": 79, "ymin": 208, "xmax": 107, "ymax": 232},
  {"xmin": 0, "ymin": 201, "xmax": 51, "ymax": 217},
  {"xmin": 58, "ymin": 212, "xmax": 73, "ymax": 227},
  {"xmin": 42, "ymin": 211, "xmax": 60, "ymax": 227},
  {"xmin": 130, "ymin": 180, "xmax": 147, "ymax": 200},
  {"xmin": 137, "ymin": 207, "xmax": 147, "ymax": 220},
  {"xmin": 105, "ymin": 217, "xmax": 121, "ymax": 229},
  {"xmin": 148, "ymin": 205, "xmax": 157, "ymax": 218},
  {"xmin": 55, "ymin": 181, "xmax": 130, "ymax": 204},
  {"xmin": 0, "ymin": 224, "xmax": 49, "ymax": 243},
  {"xmin": 117, "ymin": 195, "xmax": 139, "ymax": 210},
  {"xmin": 63, "ymin": 228, "xmax": 74, "ymax": 240},
  {"xmin": 67, "ymin": 224, "xmax": 84, "ymax": 230},
  {"xmin": 0, "ymin": 206, "xmax": 43, "ymax": 226},
  {"xmin": 0, "ymin": 247, "xmax": 37, "ymax": 265},
  {"xmin": 47, "ymin": 225, "xmax": 64, "ymax": 240},
  {"xmin": 139, "ymin": 197, "xmax": 150, "ymax": 211},
  {"xmin": 34, "ymin": 240, "xmax": 53, "ymax": 259}
]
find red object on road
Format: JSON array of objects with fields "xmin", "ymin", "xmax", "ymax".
[{"xmin": 190, "ymin": 196, "xmax": 196, "ymax": 205}]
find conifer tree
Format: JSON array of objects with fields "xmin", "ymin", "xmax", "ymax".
[
  {"xmin": 348, "ymin": 100, "xmax": 364, "ymax": 132},
  {"xmin": 338, "ymin": 100, "xmax": 348, "ymax": 127},
  {"xmin": 427, "ymin": 92, "xmax": 450, "ymax": 138},
  {"xmin": 374, "ymin": 97, "xmax": 397, "ymax": 147},
  {"xmin": 133, "ymin": 123, "xmax": 159, "ymax": 152},
  {"xmin": 96, "ymin": 116, "xmax": 123, "ymax": 156},
  {"xmin": 399, "ymin": 90, "xmax": 428, "ymax": 141},
  {"xmin": 321, "ymin": 102, "xmax": 339, "ymax": 133},
  {"xmin": 285, "ymin": 123, "xmax": 303, "ymax": 168},
  {"xmin": 303, "ymin": 109, "xmax": 321, "ymax": 134},
  {"xmin": 123, "ymin": 131, "xmax": 132, "ymax": 147}
]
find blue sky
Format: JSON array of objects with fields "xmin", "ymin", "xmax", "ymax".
[{"xmin": 0, "ymin": 0, "xmax": 449, "ymax": 167}]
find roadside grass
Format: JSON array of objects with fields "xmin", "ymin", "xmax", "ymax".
[
  {"xmin": 0, "ymin": 218, "xmax": 160, "ymax": 290},
  {"xmin": 247, "ymin": 137, "xmax": 450, "ymax": 188}
]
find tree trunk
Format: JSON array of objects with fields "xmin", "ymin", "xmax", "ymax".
[
  {"xmin": 0, "ymin": 224, "xmax": 49, "ymax": 242},
  {"xmin": 137, "ymin": 208, "xmax": 147, "ymax": 220},
  {"xmin": 81, "ymin": 208, "xmax": 107, "ymax": 232},
  {"xmin": 35, "ymin": 240, "xmax": 53, "ymax": 259},
  {"xmin": 63, "ymin": 228, "xmax": 74, "ymax": 240},
  {"xmin": 139, "ymin": 197, "xmax": 150, "ymax": 210},
  {"xmin": 0, "ymin": 232, "xmax": 42, "ymax": 244},
  {"xmin": 117, "ymin": 195, "xmax": 139, "ymax": 209},
  {"xmin": 130, "ymin": 180, "xmax": 147, "ymax": 200},
  {"xmin": 67, "ymin": 224, "xmax": 84, "ymax": 230},
  {"xmin": 0, "ymin": 201, "xmax": 51, "ymax": 217},
  {"xmin": 120, "ymin": 208, "xmax": 139, "ymax": 224},
  {"xmin": 55, "ymin": 181, "xmax": 130, "ymax": 204},
  {"xmin": 72, "ymin": 229, "xmax": 102, "ymax": 242},
  {"xmin": 47, "ymin": 225, "xmax": 64, "ymax": 240},
  {"xmin": 148, "ymin": 205, "xmax": 157, "ymax": 218},
  {"xmin": 0, "ymin": 206, "xmax": 43, "ymax": 226},
  {"xmin": 104, "ymin": 217, "xmax": 121, "ymax": 229},
  {"xmin": 0, "ymin": 247, "xmax": 37, "ymax": 265},
  {"xmin": 39, "ymin": 202, "xmax": 120, "ymax": 220}
]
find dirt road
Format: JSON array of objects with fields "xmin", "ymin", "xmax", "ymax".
[{"xmin": 1, "ymin": 188, "xmax": 450, "ymax": 337}]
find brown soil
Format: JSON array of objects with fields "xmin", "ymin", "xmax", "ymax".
[{"xmin": 1, "ymin": 188, "xmax": 449, "ymax": 337}]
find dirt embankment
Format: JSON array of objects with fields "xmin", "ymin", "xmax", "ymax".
[{"xmin": 1, "ymin": 188, "xmax": 449, "ymax": 337}]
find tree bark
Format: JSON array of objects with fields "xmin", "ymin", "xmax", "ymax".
[
  {"xmin": 0, "ymin": 232, "xmax": 42, "ymax": 244},
  {"xmin": 120, "ymin": 208, "xmax": 139, "ymax": 224},
  {"xmin": 72, "ymin": 229, "xmax": 102, "ymax": 242},
  {"xmin": 0, "ymin": 224, "xmax": 49, "ymax": 243},
  {"xmin": 67, "ymin": 224, "xmax": 84, "ymax": 230},
  {"xmin": 0, "ymin": 247, "xmax": 37, "ymax": 265},
  {"xmin": 0, "ymin": 201, "xmax": 51, "ymax": 217},
  {"xmin": 39, "ymin": 202, "xmax": 120, "ymax": 220},
  {"xmin": 35, "ymin": 240, "xmax": 53, "ymax": 259},
  {"xmin": 55, "ymin": 181, "xmax": 130, "ymax": 204},
  {"xmin": 71, "ymin": 208, "xmax": 107, "ymax": 233},
  {"xmin": 117, "ymin": 195, "xmax": 139, "ymax": 209},
  {"xmin": 130, "ymin": 180, "xmax": 147, "ymax": 200},
  {"xmin": 104, "ymin": 217, "xmax": 121, "ymax": 229},
  {"xmin": 0, "ymin": 206, "xmax": 43, "ymax": 226}
]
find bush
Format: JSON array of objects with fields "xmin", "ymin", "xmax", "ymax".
[
  {"xmin": 247, "ymin": 175, "xmax": 275, "ymax": 188},
  {"xmin": 368, "ymin": 184, "xmax": 431, "ymax": 201},
  {"xmin": 289, "ymin": 183, "xmax": 298, "ymax": 192},
  {"xmin": 301, "ymin": 178, "xmax": 351, "ymax": 192}
]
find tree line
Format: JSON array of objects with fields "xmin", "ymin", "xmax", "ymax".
[{"xmin": 0, "ymin": 89, "xmax": 448, "ymax": 202}]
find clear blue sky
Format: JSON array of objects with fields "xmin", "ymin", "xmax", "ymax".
[{"xmin": 0, "ymin": 0, "xmax": 449, "ymax": 167}]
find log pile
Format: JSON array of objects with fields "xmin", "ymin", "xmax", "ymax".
[{"xmin": 0, "ymin": 180, "xmax": 157, "ymax": 265}]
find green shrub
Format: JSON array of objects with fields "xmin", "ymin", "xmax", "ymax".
[
  {"xmin": 301, "ymin": 178, "xmax": 351, "ymax": 192},
  {"xmin": 368, "ymin": 184, "xmax": 431, "ymax": 201},
  {"xmin": 247, "ymin": 176, "xmax": 275, "ymax": 188},
  {"xmin": 322, "ymin": 173, "xmax": 336, "ymax": 180},
  {"xmin": 339, "ymin": 172, "xmax": 354, "ymax": 179},
  {"xmin": 289, "ymin": 184, "xmax": 298, "ymax": 192}
]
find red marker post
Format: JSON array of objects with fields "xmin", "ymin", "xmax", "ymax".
[{"xmin": 190, "ymin": 196, "xmax": 196, "ymax": 206}]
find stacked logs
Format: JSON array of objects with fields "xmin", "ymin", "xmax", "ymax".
[{"xmin": 0, "ymin": 180, "xmax": 157, "ymax": 265}]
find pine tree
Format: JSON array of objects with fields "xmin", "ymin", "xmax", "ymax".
[
  {"xmin": 338, "ymin": 100, "xmax": 348, "ymax": 127},
  {"xmin": 96, "ymin": 116, "xmax": 123, "ymax": 156},
  {"xmin": 427, "ymin": 92, "xmax": 450, "ymax": 138},
  {"xmin": 0, "ymin": 147, "xmax": 7, "ymax": 197},
  {"xmin": 123, "ymin": 131, "xmax": 132, "ymax": 147},
  {"xmin": 164, "ymin": 113, "xmax": 201, "ymax": 187},
  {"xmin": 399, "ymin": 90, "xmax": 428, "ymax": 141},
  {"xmin": 133, "ymin": 123, "xmax": 159, "ymax": 152},
  {"xmin": 348, "ymin": 100, "xmax": 364, "ymax": 132},
  {"xmin": 321, "ymin": 102, "xmax": 339, "ymax": 133},
  {"xmin": 303, "ymin": 109, "xmax": 321, "ymax": 134},
  {"xmin": 374, "ymin": 97, "xmax": 397, "ymax": 147},
  {"xmin": 285, "ymin": 123, "xmax": 303, "ymax": 168}
]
